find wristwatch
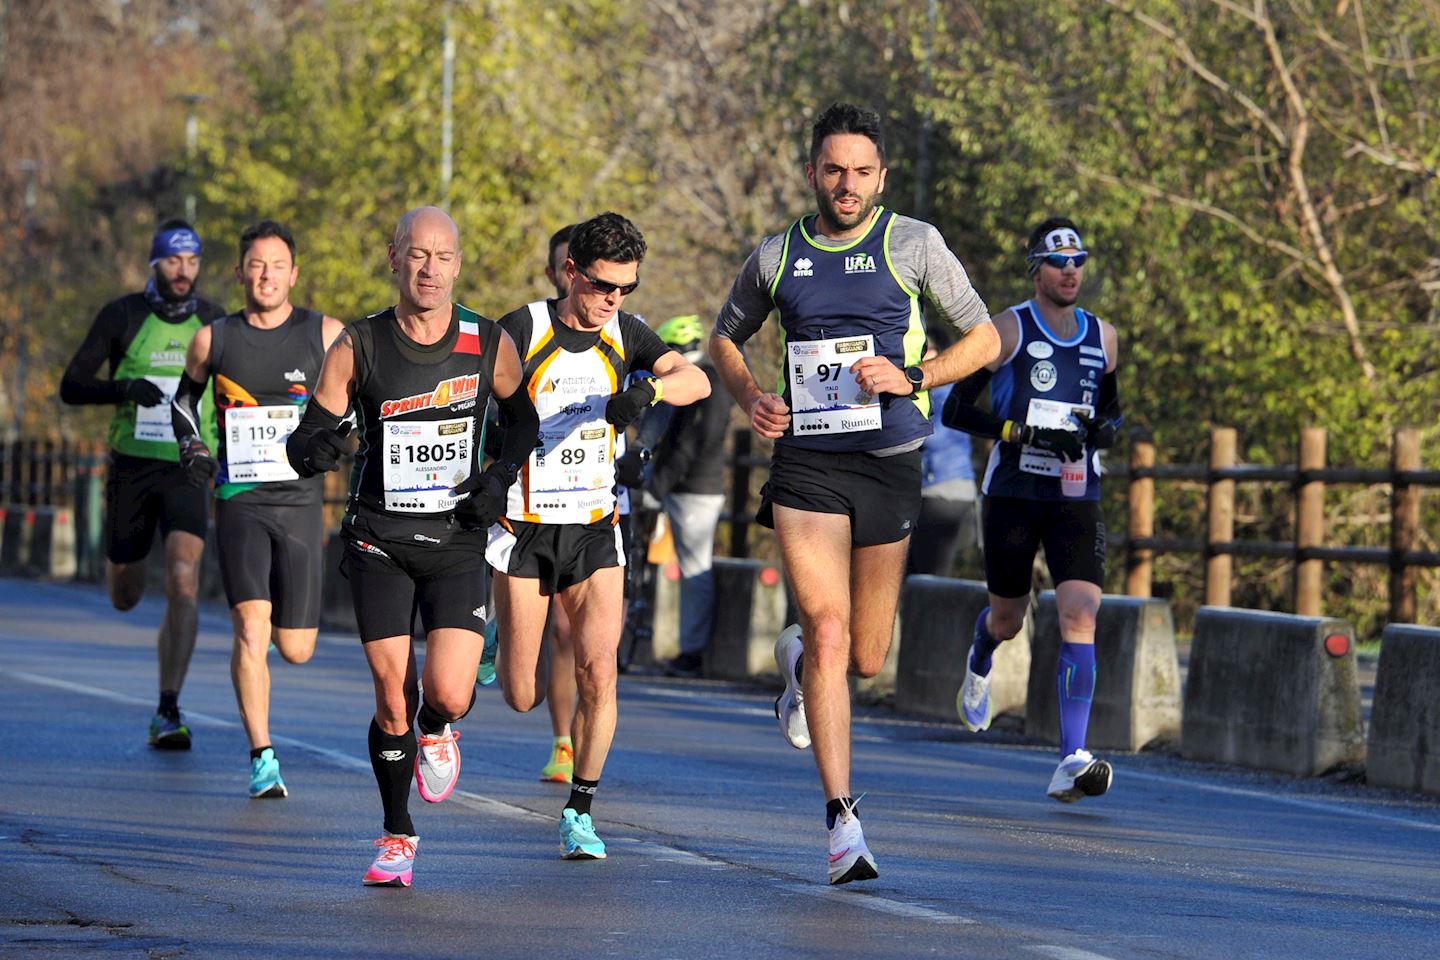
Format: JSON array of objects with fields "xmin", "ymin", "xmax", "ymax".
[{"xmin": 903, "ymin": 366, "xmax": 925, "ymax": 393}]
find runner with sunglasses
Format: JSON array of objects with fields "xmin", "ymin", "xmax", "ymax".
[
  {"xmin": 711, "ymin": 103, "xmax": 999, "ymax": 884},
  {"xmin": 487, "ymin": 212, "xmax": 710, "ymax": 860},
  {"xmin": 941, "ymin": 216, "xmax": 1123, "ymax": 802}
]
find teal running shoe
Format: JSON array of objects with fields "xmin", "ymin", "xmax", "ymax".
[
  {"xmin": 148, "ymin": 710, "xmax": 192, "ymax": 750},
  {"xmin": 477, "ymin": 619, "xmax": 499, "ymax": 686},
  {"xmin": 249, "ymin": 747, "xmax": 288, "ymax": 799},
  {"xmin": 559, "ymin": 808, "xmax": 606, "ymax": 860}
]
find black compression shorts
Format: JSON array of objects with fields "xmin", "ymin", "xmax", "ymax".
[
  {"xmin": 104, "ymin": 452, "xmax": 210, "ymax": 564},
  {"xmin": 215, "ymin": 497, "xmax": 324, "ymax": 629},
  {"xmin": 339, "ymin": 511, "xmax": 490, "ymax": 643},
  {"xmin": 757, "ymin": 443, "xmax": 922, "ymax": 547},
  {"xmin": 981, "ymin": 496, "xmax": 1107, "ymax": 598}
]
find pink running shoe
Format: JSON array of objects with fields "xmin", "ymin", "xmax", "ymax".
[
  {"xmin": 362, "ymin": 834, "xmax": 418, "ymax": 887},
  {"xmin": 415, "ymin": 724, "xmax": 461, "ymax": 803}
]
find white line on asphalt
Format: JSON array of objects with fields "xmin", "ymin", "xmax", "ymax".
[
  {"xmin": 638, "ymin": 683, "xmax": 1440, "ymax": 835},
  {"xmin": 6, "ymin": 668, "xmax": 978, "ymax": 928},
  {"xmin": 1028, "ymin": 947, "xmax": 1120, "ymax": 960}
]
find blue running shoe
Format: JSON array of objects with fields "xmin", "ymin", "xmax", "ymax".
[
  {"xmin": 249, "ymin": 747, "xmax": 288, "ymax": 799},
  {"xmin": 559, "ymin": 808, "xmax": 607, "ymax": 860},
  {"xmin": 148, "ymin": 710, "xmax": 192, "ymax": 750},
  {"xmin": 477, "ymin": 619, "xmax": 499, "ymax": 686},
  {"xmin": 957, "ymin": 609, "xmax": 994, "ymax": 732}
]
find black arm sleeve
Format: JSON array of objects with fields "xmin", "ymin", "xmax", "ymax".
[
  {"xmin": 171, "ymin": 372, "xmax": 207, "ymax": 441},
  {"xmin": 493, "ymin": 385, "xmax": 539, "ymax": 469},
  {"xmin": 60, "ymin": 302, "xmax": 129, "ymax": 406},
  {"xmin": 940, "ymin": 367, "xmax": 1005, "ymax": 439},
  {"xmin": 1098, "ymin": 370, "xmax": 1122, "ymax": 423},
  {"xmin": 286, "ymin": 399, "xmax": 348, "ymax": 478}
]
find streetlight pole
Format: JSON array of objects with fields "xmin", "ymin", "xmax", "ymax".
[
  {"xmin": 178, "ymin": 94, "xmax": 205, "ymax": 222},
  {"xmin": 441, "ymin": 2, "xmax": 455, "ymax": 211},
  {"xmin": 13, "ymin": 159, "xmax": 39, "ymax": 439}
]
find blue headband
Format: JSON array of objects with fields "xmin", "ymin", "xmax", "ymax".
[{"xmin": 149, "ymin": 227, "xmax": 202, "ymax": 265}]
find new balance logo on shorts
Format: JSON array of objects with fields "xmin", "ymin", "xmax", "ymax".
[{"xmin": 472, "ymin": 606, "xmax": 486, "ymax": 619}]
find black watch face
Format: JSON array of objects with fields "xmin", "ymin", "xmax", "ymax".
[{"xmin": 907, "ymin": 367, "xmax": 924, "ymax": 386}]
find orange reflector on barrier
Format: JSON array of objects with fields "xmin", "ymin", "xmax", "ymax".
[
  {"xmin": 1324, "ymin": 633, "xmax": 1350, "ymax": 657},
  {"xmin": 759, "ymin": 567, "xmax": 780, "ymax": 587},
  {"xmin": 665, "ymin": 562, "xmax": 681, "ymax": 581}
]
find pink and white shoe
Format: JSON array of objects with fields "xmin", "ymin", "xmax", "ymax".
[
  {"xmin": 415, "ymin": 724, "xmax": 461, "ymax": 803},
  {"xmin": 362, "ymin": 834, "xmax": 418, "ymax": 887}
]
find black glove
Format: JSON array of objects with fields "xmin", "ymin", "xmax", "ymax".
[
  {"xmin": 615, "ymin": 449, "xmax": 648, "ymax": 488},
  {"xmin": 1073, "ymin": 412, "xmax": 1118, "ymax": 450},
  {"xmin": 123, "ymin": 378, "xmax": 166, "ymax": 407},
  {"xmin": 1009, "ymin": 422, "xmax": 1085, "ymax": 461},
  {"xmin": 178, "ymin": 436, "xmax": 219, "ymax": 487},
  {"xmin": 605, "ymin": 378, "xmax": 657, "ymax": 428},
  {"xmin": 452, "ymin": 461, "xmax": 517, "ymax": 531},
  {"xmin": 299, "ymin": 421, "xmax": 352, "ymax": 475}
]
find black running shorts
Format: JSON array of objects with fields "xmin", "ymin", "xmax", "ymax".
[
  {"xmin": 981, "ymin": 495, "xmax": 1107, "ymax": 598},
  {"xmin": 756, "ymin": 443, "xmax": 922, "ymax": 547},
  {"xmin": 104, "ymin": 452, "xmax": 211, "ymax": 564},
  {"xmin": 485, "ymin": 516, "xmax": 624, "ymax": 595},
  {"xmin": 215, "ymin": 496, "xmax": 324, "ymax": 629},
  {"xmin": 339, "ymin": 510, "xmax": 490, "ymax": 643}
]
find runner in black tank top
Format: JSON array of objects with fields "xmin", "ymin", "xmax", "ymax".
[
  {"xmin": 283, "ymin": 206, "xmax": 538, "ymax": 888},
  {"xmin": 172, "ymin": 220, "xmax": 346, "ymax": 799}
]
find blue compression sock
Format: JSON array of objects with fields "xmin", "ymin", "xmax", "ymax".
[
  {"xmin": 969, "ymin": 607, "xmax": 1000, "ymax": 677},
  {"xmin": 1057, "ymin": 642, "xmax": 1097, "ymax": 757}
]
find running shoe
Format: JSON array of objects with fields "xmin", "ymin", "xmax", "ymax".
[
  {"xmin": 362, "ymin": 833, "xmax": 418, "ymax": 887},
  {"xmin": 1046, "ymin": 749, "xmax": 1113, "ymax": 803},
  {"xmin": 663, "ymin": 652, "xmax": 703, "ymax": 679},
  {"xmin": 476, "ymin": 619, "xmax": 499, "ymax": 686},
  {"xmin": 559, "ymin": 808, "xmax": 607, "ymax": 860},
  {"xmin": 773, "ymin": 624, "xmax": 810, "ymax": 750},
  {"xmin": 415, "ymin": 723, "xmax": 461, "ymax": 803},
  {"xmin": 147, "ymin": 710, "xmax": 192, "ymax": 750},
  {"xmin": 827, "ymin": 800, "xmax": 878, "ymax": 885},
  {"xmin": 248, "ymin": 747, "xmax": 288, "ymax": 799},
  {"xmin": 539, "ymin": 740, "xmax": 574, "ymax": 783},
  {"xmin": 957, "ymin": 656, "xmax": 993, "ymax": 734}
]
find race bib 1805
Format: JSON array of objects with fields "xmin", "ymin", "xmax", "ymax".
[{"xmin": 382, "ymin": 416, "xmax": 473, "ymax": 513}]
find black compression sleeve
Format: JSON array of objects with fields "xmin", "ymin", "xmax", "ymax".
[
  {"xmin": 940, "ymin": 367, "xmax": 1005, "ymax": 439},
  {"xmin": 493, "ymin": 386, "xmax": 539, "ymax": 470},
  {"xmin": 60, "ymin": 303, "xmax": 129, "ymax": 406},
  {"xmin": 171, "ymin": 373, "xmax": 207, "ymax": 441},
  {"xmin": 285, "ymin": 400, "xmax": 347, "ymax": 477},
  {"xmin": 1098, "ymin": 370, "xmax": 1122, "ymax": 422}
]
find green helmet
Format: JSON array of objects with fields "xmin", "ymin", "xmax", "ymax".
[{"xmin": 656, "ymin": 314, "xmax": 705, "ymax": 349}]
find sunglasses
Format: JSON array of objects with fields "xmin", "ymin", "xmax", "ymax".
[
  {"xmin": 1031, "ymin": 251, "xmax": 1089, "ymax": 270},
  {"xmin": 579, "ymin": 270, "xmax": 640, "ymax": 296}
]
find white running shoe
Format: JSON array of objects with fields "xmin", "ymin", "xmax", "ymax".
[
  {"xmin": 415, "ymin": 723, "xmax": 461, "ymax": 803},
  {"xmin": 827, "ymin": 801, "xmax": 878, "ymax": 885},
  {"xmin": 362, "ymin": 833, "xmax": 418, "ymax": 887},
  {"xmin": 957, "ymin": 657, "xmax": 993, "ymax": 733},
  {"xmin": 1046, "ymin": 749, "xmax": 1113, "ymax": 803},
  {"xmin": 773, "ymin": 624, "xmax": 810, "ymax": 750}
]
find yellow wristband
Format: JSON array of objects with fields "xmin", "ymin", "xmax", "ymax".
[
  {"xmin": 1002, "ymin": 420, "xmax": 1017, "ymax": 443},
  {"xmin": 649, "ymin": 376, "xmax": 664, "ymax": 405}
]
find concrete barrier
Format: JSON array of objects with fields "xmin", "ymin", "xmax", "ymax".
[
  {"xmin": 0, "ymin": 507, "xmax": 34, "ymax": 575},
  {"xmin": 704, "ymin": 558, "xmax": 788, "ymax": 681},
  {"xmin": 1025, "ymin": 593, "xmax": 1181, "ymax": 751},
  {"xmin": 895, "ymin": 577, "xmax": 1030, "ymax": 722},
  {"xmin": 649, "ymin": 562, "xmax": 681, "ymax": 663},
  {"xmin": 27, "ymin": 506, "xmax": 77, "ymax": 579},
  {"xmin": 1182, "ymin": 607, "xmax": 1363, "ymax": 776},
  {"xmin": 1366, "ymin": 624, "xmax": 1440, "ymax": 794}
]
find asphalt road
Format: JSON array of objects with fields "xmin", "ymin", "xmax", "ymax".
[{"xmin": 2, "ymin": 577, "xmax": 1437, "ymax": 960}]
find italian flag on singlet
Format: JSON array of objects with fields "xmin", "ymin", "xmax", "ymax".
[{"xmin": 456, "ymin": 317, "xmax": 481, "ymax": 355}]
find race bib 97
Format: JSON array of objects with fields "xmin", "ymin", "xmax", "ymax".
[{"xmin": 787, "ymin": 335, "xmax": 881, "ymax": 435}]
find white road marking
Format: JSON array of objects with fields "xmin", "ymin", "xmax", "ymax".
[{"xmin": 1028, "ymin": 947, "xmax": 1120, "ymax": 960}]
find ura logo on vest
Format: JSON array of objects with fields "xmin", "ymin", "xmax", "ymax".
[
  {"xmin": 379, "ymin": 374, "xmax": 481, "ymax": 418},
  {"xmin": 792, "ymin": 257, "xmax": 814, "ymax": 278},
  {"xmin": 844, "ymin": 253, "xmax": 876, "ymax": 275}
]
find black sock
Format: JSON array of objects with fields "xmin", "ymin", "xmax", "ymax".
[
  {"xmin": 567, "ymin": 776, "xmax": 599, "ymax": 817},
  {"xmin": 795, "ymin": 649, "xmax": 804, "ymax": 685},
  {"xmin": 826, "ymin": 797, "xmax": 858, "ymax": 829},
  {"xmin": 158, "ymin": 690, "xmax": 179, "ymax": 718},
  {"xmin": 368, "ymin": 718, "xmax": 417, "ymax": 837},
  {"xmin": 250, "ymin": 745, "xmax": 272, "ymax": 761},
  {"xmin": 416, "ymin": 700, "xmax": 450, "ymax": 737}
]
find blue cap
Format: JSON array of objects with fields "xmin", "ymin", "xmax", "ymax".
[{"xmin": 149, "ymin": 227, "xmax": 202, "ymax": 265}]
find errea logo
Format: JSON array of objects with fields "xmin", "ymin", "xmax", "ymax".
[{"xmin": 792, "ymin": 257, "xmax": 814, "ymax": 278}]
